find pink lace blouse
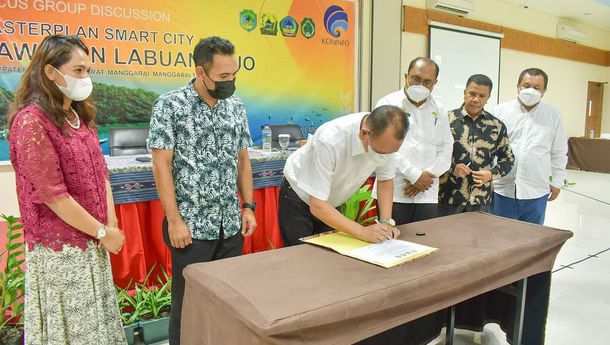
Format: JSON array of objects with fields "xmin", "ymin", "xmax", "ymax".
[{"xmin": 9, "ymin": 104, "xmax": 109, "ymax": 251}]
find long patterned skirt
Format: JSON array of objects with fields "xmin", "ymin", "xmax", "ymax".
[{"xmin": 24, "ymin": 242, "xmax": 127, "ymax": 345}]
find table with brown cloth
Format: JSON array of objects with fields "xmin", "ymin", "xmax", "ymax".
[
  {"xmin": 181, "ymin": 212, "xmax": 572, "ymax": 345},
  {"xmin": 567, "ymin": 136, "xmax": 610, "ymax": 173}
]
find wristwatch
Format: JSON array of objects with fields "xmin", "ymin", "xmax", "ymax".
[
  {"xmin": 241, "ymin": 201, "xmax": 257, "ymax": 212},
  {"xmin": 379, "ymin": 218, "xmax": 396, "ymax": 227},
  {"xmin": 95, "ymin": 224, "xmax": 107, "ymax": 240}
]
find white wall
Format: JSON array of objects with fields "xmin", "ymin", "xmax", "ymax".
[
  {"xmin": 499, "ymin": 49, "xmax": 610, "ymax": 137},
  {"xmin": 360, "ymin": 0, "xmax": 404, "ymax": 110},
  {"xmin": 403, "ymin": 0, "xmax": 610, "ymax": 50},
  {"xmin": 399, "ymin": 0, "xmax": 610, "ymax": 137},
  {"xmin": 370, "ymin": 0, "xmax": 404, "ymax": 108},
  {"xmin": 0, "ymin": 165, "xmax": 19, "ymax": 217}
]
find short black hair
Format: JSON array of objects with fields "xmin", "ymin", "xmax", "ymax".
[
  {"xmin": 407, "ymin": 57, "xmax": 440, "ymax": 79},
  {"xmin": 193, "ymin": 36, "xmax": 235, "ymax": 70},
  {"xmin": 466, "ymin": 74, "xmax": 493, "ymax": 92},
  {"xmin": 367, "ymin": 105, "xmax": 409, "ymax": 140},
  {"xmin": 518, "ymin": 68, "xmax": 548, "ymax": 88}
]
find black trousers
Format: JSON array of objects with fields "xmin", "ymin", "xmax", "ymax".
[
  {"xmin": 278, "ymin": 178, "xmax": 333, "ymax": 246},
  {"xmin": 392, "ymin": 202, "xmax": 441, "ymax": 225},
  {"xmin": 520, "ymin": 271, "xmax": 552, "ymax": 345},
  {"xmin": 440, "ymin": 203, "xmax": 490, "ymax": 215},
  {"xmin": 162, "ymin": 217, "xmax": 243, "ymax": 345},
  {"xmin": 440, "ymin": 202, "xmax": 550, "ymax": 345},
  {"xmin": 358, "ymin": 202, "xmax": 446, "ymax": 345}
]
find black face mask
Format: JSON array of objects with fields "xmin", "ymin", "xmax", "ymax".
[{"xmin": 202, "ymin": 68, "xmax": 236, "ymax": 100}]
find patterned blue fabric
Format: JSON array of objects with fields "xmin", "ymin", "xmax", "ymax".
[{"xmin": 109, "ymin": 159, "xmax": 286, "ymax": 205}]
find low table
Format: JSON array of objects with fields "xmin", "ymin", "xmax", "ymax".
[{"xmin": 181, "ymin": 212, "xmax": 572, "ymax": 344}]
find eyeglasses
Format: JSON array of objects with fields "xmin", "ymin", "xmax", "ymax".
[{"xmin": 408, "ymin": 75, "xmax": 435, "ymax": 88}]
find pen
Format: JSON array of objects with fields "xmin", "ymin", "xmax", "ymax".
[{"xmin": 374, "ymin": 219, "xmax": 392, "ymax": 240}]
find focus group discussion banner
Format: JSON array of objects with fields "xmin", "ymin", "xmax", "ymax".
[{"xmin": 0, "ymin": 0, "xmax": 357, "ymax": 160}]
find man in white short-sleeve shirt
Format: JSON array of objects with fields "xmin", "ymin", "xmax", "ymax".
[
  {"xmin": 279, "ymin": 105, "xmax": 409, "ymax": 246},
  {"xmin": 374, "ymin": 57, "xmax": 453, "ymax": 225}
]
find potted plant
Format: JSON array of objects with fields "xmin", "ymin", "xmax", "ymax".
[
  {"xmin": 0, "ymin": 214, "xmax": 25, "ymax": 345},
  {"xmin": 339, "ymin": 184, "xmax": 377, "ymax": 225},
  {"xmin": 116, "ymin": 283, "xmax": 141, "ymax": 345},
  {"xmin": 137, "ymin": 267, "xmax": 171, "ymax": 345}
]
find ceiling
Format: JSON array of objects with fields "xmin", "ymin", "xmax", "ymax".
[{"xmin": 502, "ymin": 0, "xmax": 610, "ymax": 31}]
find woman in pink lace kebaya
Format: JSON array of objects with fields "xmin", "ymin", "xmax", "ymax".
[{"xmin": 8, "ymin": 35, "xmax": 127, "ymax": 345}]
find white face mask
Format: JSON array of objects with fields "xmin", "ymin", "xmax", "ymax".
[
  {"xmin": 366, "ymin": 145, "xmax": 385, "ymax": 163},
  {"xmin": 518, "ymin": 88, "xmax": 542, "ymax": 107},
  {"xmin": 362, "ymin": 129, "xmax": 384, "ymax": 161},
  {"xmin": 405, "ymin": 85, "xmax": 430, "ymax": 103},
  {"xmin": 53, "ymin": 67, "xmax": 93, "ymax": 101}
]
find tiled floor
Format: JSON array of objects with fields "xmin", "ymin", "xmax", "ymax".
[
  {"xmin": 145, "ymin": 170, "xmax": 609, "ymax": 345},
  {"xmin": 428, "ymin": 169, "xmax": 610, "ymax": 345}
]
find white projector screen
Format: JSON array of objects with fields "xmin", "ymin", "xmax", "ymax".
[{"xmin": 429, "ymin": 23, "xmax": 502, "ymax": 111}]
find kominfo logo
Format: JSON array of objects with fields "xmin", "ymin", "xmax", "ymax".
[{"xmin": 324, "ymin": 5, "xmax": 348, "ymax": 37}]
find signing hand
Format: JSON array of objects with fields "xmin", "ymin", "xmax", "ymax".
[
  {"xmin": 390, "ymin": 226, "xmax": 401, "ymax": 239},
  {"xmin": 548, "ymin": 185, "xmax": 561, "ymax": 201},
  {"xmin": 453, "ymin": 163, "xmax": 472, "ymax": 178},
  {"xmin": 101, "ymin": 225, "xmax": 125, "ymax": 254},
  {"xmin": 471, "ymin": 169, "xmax": 492, "ymax": 187},
  {"xmin": 241, "ymin": 208, "xmax": 257, "ymax": 236},
  {"xmin": 168, "ymin": 218, "xmax": 193, "ymax": 249},
  {"xmin": 360, "ymin": 223, "xmax": 393, "ymax": 244}
]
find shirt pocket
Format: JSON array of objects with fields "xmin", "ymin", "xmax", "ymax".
[
  {"xmin": 528, "ymin": 124, "xmax": 554, "ymax": 156},
  {"xmin": 420, "ymin": 116, "xmax": 438, "ymax": 145}
]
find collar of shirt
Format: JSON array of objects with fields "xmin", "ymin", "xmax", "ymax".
[
  {"xmin": 458, "ymin": 105, "xmax": 490, "ymax": 123},
  {"xmin": 185, "ymin": 78, "xmax": 228, "ymax": 109},
  {"xmin": 516, "ymin": 99, "xmax": 542, "ymax": 113},
  {"xmin": 351, "ymin": 119, "xmax": 366, "ymax": 157},
  {"xmin": 401, "ymin": 93, "xmax": 431, "ymax": 112}
]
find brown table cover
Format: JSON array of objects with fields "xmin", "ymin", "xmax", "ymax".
[
  {"xmin": 567, "ymin": 136, "xmax": 610, "ymax": 173},
  {"xmin": 181, "ymin": 213, "xmax": 572, "ymax": 345}
]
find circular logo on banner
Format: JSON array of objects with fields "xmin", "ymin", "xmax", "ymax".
[
  {"xmin": 260, "ymin": 13, "xmax": 278, "ymax": 36},
  {"xmin": 280, "ymin": 16, "xmax": 299, "ymax": 37},
  {"xmin": 324, "ymin": 5, "xmax": 348, "ymax": 38},
  {"xmin": 301, "ymin": 18, "xmax": 316, "ymax": 39},
  {"xmin": 240, "ymin": 9, "xmax": 258, "ymax": 32}
]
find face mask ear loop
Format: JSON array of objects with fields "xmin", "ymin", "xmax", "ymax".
[{"xmin": 200, "ymin": 67, "xmax": 217, "ymax": 96}]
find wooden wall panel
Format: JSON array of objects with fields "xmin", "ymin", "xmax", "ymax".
[
  {"xmin": 403, "ymin": 6, "xmax": 428, "ymax": 35},
  {"xmin": 402, "ymin": 6, "xmax": 610, "ymax": 67}
]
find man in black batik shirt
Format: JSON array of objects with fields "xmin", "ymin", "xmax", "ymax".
[{"xmin": 439, "ymin": 74, "xmax": 514, "ymax": 214}]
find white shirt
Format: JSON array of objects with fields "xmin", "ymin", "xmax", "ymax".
[
  {"xmin": 283, "ymin": 112, "xmax": 395, "ymax": 207},
  {"xmin": 492, "ymin": 99, "xmax": 568, "ymax": 199},
  {"xmin": 373, "ymin": 91, "xmax": 453, "ymax": 204}
]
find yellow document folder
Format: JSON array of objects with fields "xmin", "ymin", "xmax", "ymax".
[{"xmin": 301, "ymin": 231, "xmax": 438, "ymax": 268}]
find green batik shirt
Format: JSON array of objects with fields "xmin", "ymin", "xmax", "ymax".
[
  {"xmin": 148, "ymin": 79, "xmax": 252, "ymax": 240},
  {"xmin": 439, "ymin": 106, "xmax": 514, "ymax": 206}
]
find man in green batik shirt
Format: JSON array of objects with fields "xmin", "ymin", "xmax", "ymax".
[{"xmin": 148, "ymin": 36, "xmax": 256, "ymax": 345}]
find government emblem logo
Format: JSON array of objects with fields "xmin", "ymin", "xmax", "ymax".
[
  {"xmin": 260, "ymin": 13, "xmax": 278, "ymax": 36},
  {"xmin": 301, "ymin": 18, "xmax": 315, "ymax": 39},
  {"xmin": 240, "ymin": 9, "xmax": 257, "ymax": 32},
  {"xmin": 280, "ymin": 16, "xmax": 298, "ymax": 37}
]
